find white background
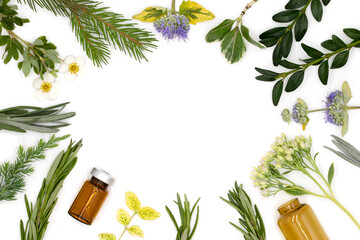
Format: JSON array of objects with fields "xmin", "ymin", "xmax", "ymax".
[{"xmin": 1, "ymin": 0, "xmax": 360, "ymax": 239}]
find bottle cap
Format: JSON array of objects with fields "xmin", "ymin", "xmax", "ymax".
[{"xmin": 91, "ymin": 168, "xmax": 115, "ymax": 185}]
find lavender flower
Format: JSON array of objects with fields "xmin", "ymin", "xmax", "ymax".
[
  {"xmin": 325, "ymin": 90, "xmax": 344, "ymax": 126},
  {"xmin": 154, "ymin": 13, "xmax": 190, "ymax": 41},
  {"xmin": 291, "ymin": 98, "xmax": 308, "ymax": 124}
]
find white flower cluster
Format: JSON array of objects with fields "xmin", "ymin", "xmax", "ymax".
[
  {"xmin": 251, "ymin": 134, "xmax": 312, "ymax": 197},
  {"xmin": 32, "ymin": 55, "xmax": 86, "ymax": 101}
]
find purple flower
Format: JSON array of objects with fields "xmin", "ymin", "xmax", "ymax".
[
  {"xmin": 291, "ymin": 99, "xmax": 308, "ymax": 124},
  {"xmin": 324, "ymin": 91, "xmax": 344, "ymax": 126},
  {"xmin": 154, "ymin": 13, "xmax": 190, "ymax": 41}
]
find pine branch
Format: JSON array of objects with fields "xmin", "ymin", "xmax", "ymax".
[
  {"xmin": 0, "ymin": 134, "xmax": 69, "ymax": 201},
  {"xmin": 17, "ymin": 0, "xmax": 157, "ymax": 66},
  {"xmin": 20, "ymin": 139, "xmax": 82, "ymax": 240}
]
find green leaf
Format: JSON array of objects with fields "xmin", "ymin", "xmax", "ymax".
[
  {"xmin": 285, "ymin": 71, "xmax": 304, "ymax": 92},
  {"xmin": 327, "ymin": 163, "xmax": 335, "ymax": 185},
  {"xmin": 318, "ymin": 60, "xmax": 329, "ymax": 85},
  {"xmin": 311, "ymin": 0, "xmax": 323, "ymax": 22},
  {"xmin": 221, "ymin": 27, "xmax": 246, "ymax": 64},
  {"xmin": 255, "ymin": 68, "xmax": 279, "ymax": 81},
  {"xmin": 272, "ymin": 80, "xmax": 284, "ymax": 106},
  {"xmin": 344, "ymin": 28, "xmax": 360, "ymax": 40},
  {"xmin": 294, "ymin": 13, "xmax": 308, "ymax": 41},
  {"xmin": 284, "ymin": 187, "xmax": 307, "ymax": 195},
  {"xmin": 206, "ymin": 19, "xmax": 234, "ymax": 42},
  {"xmin": 285, "ymin": 0, "xmax": 308, "ymax": 9},
  {"xmin": 332, "ymin": 35, "xmax": 347, "ymax": 48},
  {"xmin": 301, "ymin": 43, "xmax": 323, "ymax": 58},
  {"xmin": 321, "ymin": 40, "xmax": 338, "ymax": 51},
  {"xmin": 342, "ymin": 112, "xmax": 349, "ymax": 136},
  {"xmin": 259, "ymin": 27, "xmax": 287, "ymax": 39},
  {"xmin": 33, "ymin": 39, "xmax": 44, "ymax": 46},
  {"xmin": 0, "ymin": 35, "xmax": 10, "ymax": 46},
  {"xmin": 272, "ymin": 44, "xmax": 282, "ymax": 66},
  {"xmin": 342, "ymin": 81, "xmax": 352, "ymax": 104},
  {"xmin": 272, "ymin": 10, "xmax": 300, "ymax": 23},
  {"xmin": 241, "ymin": 23, "xmax": 265, "ymax": 49},
  {"xmin": 22, "ymin": 61, "xmax": 31, "ymax": 77},
  {"xmin": 279, "ymin": 60, "xmax": 300, "ymax": 69},
  {"xmin": 322, "ymin": 0, "xmax": 331, "ymax": 6},
  {"xmin": 331, "ymin": 51, "xmax": 349, "ymax": 69},
  {"xmin": 281, "ymin": 31, "xmax": 293, "ymax": 58}
]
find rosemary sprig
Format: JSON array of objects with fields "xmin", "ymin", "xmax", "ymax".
[
  {"xmin": 260, "ymin": 0, "xmax": 331, "ymax": 66},
  {"xmin": 221, "ymin": 182, "xmax": 266, "ymax": 240},
  {"xmin": 20, "ymin": 139, "xmax": 82, "ymax": 240},
  {"xmin": 0, "ymin": 102, "xmax": 75, "ymax": 133},
  {"xmin": 256, "ymin": 28, "xmax": 360, "ymax": 106},
  {"xmin": 165, "ymin": 193, "xmax": 200, "ymax": 240},
  {"xmin": 18, "ymin": 0, "xmax": 157, "ymax": 66},
  {"xmin": 0, "ymin": 134, "xmax": 68, "ymax": 201},
  {"xmin": 325, "ymin": 135, "xmax": 360, "ymax": 168}
]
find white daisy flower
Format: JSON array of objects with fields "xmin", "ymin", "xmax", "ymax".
[
  {"xmin": 59, "ymin": 55, "xmax": 86, "ymax": 82},
  {"xmin": 33, "ymin": 73, "xmax": 61, "ymax": 101}
]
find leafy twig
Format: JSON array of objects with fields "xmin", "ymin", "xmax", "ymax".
[
  {"xmin": 256, "ymin": 28, "xmax": 360, "ymax": 105},
  {"xmin": 221, "ymin": 182, "xmax": 266, "ymax": 240},
  {"xmin": 18, "ymin": 0, "xmax": 158, "ymax": 66},
  {"xmin": 259, "ymin": 0, "xmax": 331, "ymax": 66},
  {"xmin": 166, "ymin": 193, "xmax": 200, "ymax": 240},
  {"xmin": 206, "ymin": 0, "xmax": 265, "ymax": 64},
  {"xmin": 20, "ymin": 139, "xmax": 82, "ymax": 240},
  {"xmin": 0, "ymin": 135, "xmax": 69, "ymax": 201}
]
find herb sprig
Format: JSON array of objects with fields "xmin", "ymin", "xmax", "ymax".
[
  {"xmin": 256, "ymin": 28, "xmax": 360, "ymax": 105},
  {"xmin": 0, "ymin": 102, "xmax": 75, "ymax": 133},
  {"xmin": 166, "ymin": 193, "xmax": 200, "ymax": 240},
  {"xmin": 221, "ymin": 182, "xmax": 266, "ymax": 240},
  {"xmin": 260, "ymin": 0, "xmax": 331, "ymax": 66},
  {"xmin": 325, "ymin": 135, "xmax": 360, "ymax": 168},
  {"xmin": 252, "ymin": 134, "xmax": 360, "ymax": 230},
  {"xmin": 20, "ymin": 139, "xmax": 82, "ymax": 240},
  {"xmin": 0, "ymin": 135, "xmax": 68, "ymax": 201},
  {"xmin": 206, "ymin": 0, "xmax": 265, "ymax": 64}
]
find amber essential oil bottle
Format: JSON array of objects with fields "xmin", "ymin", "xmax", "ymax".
[
  {"xmin": 68, "ymin": 168, "xmax": 114, "ymax": 225},
  {"xmin": 277, "ymin": 198, "xmax": 328, "ymax": 240}
]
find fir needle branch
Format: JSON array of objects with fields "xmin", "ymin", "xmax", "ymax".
[
  {"xmin": 17, "ymin": 0, "xmax": 158, "ymax": 66},
  {"xmin": 20, "ymin": 139, "xmax": 82, "ymax": 240},
  {"xmin": 0, "ymin": 134, "xmax": 69, "ymax": 201}
]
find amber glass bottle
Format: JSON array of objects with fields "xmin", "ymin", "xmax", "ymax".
[
  {"xmin": 68, "ymin": 168, "xmax": 114, "ymax": 225},
  {"xmin": 278, "ymin": 198, "xmax": 328, "ymax": 240}
]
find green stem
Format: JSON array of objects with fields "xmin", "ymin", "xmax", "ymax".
[
  {"xmin": 328, "ymin": 195, "xmax": 360, "ymax": 230},
  {"xmin": 118, "ymin": 213, "xmax": 137, "ymax": 240},
  {"xmin": 171, "ymin": 0, "xmax": 176, "ymax": 13},
  {"xmin": 279, "ymin": 39, "xmax": 360, "ymax": 80},
  {"xmin": 6, "ymin": 30, "xmax": 31, "ymax": 47},
  {"xmin": 236, "ymin": 0, "xmax": 259, "ymax": 25},
  {"xmin": 308, "ymin": 106, "xmax": 360, "ymax": 113}
]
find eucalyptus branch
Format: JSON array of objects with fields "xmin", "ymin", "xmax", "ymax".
[
  {"xmin": 252, "ymin": 134, "xmax": 360, "ymax": 230},
  {"xmin": 259, "ymin": 0, "xmax": 331, "ymax": 66},
  {"xmin": 20, "ymin": 139, "xmax": 82, "ymax": 240},
  {"xmin": 18, "ymin": 0, "xmax": 158, "ymax": 66},
  {"xmin": 256, "ymin": 28, "xmax": 360, "ymax": 106},
  {"xmin": 221, "ymin": 182, "xmax": 266, "ymax": 240},
  {"xmin": 0, "ymin": 135, "xmax": 68, "ymax": 201}
]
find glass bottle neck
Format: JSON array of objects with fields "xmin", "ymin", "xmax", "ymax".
[
  {"xmin": 278, "ymin": 198, "xmax": 302, "ymax": 215},
  {"xmin": 90, "ymin": 176, "xmax": 109, "ymax": 190}
]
